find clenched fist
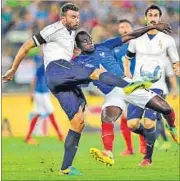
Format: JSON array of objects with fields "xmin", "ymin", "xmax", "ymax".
[{"xmin": 2, "ymin": 69, "xmax": 16, "ymax": 83}]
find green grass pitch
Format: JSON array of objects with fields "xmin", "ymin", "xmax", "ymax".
[{"xmin": 2, "ymin": 133, "xmax": 180, "ymax": 181}]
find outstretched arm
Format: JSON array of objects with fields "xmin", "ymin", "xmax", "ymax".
[
  {"xmin": 122, "ymin": 22, "xmax": 172, "ymax": 43},
  {"xmin": 2, "ymin": 39, "xmax": 35, "ymax": 82}
]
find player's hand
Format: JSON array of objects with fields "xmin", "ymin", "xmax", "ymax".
[
  {"xmin": 170, "ymin": 89, "xmax": 178, "ymax": 99},
  {"xmin": 2, "ymin": 69, "xmax": 16, "ymax": 83},
  {"xmin": 173, "ymin": 62, "xmax": 180, "ymax": 77},
  {"xmin": 154, "ymin": 22, "xmax": 172, "ymax": 34}
]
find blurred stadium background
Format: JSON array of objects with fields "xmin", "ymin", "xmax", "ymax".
[
  {"xmin": 2, "ymin": 0, "xmax": 179, "ymax": 136},
  {"xmin": 2, "ymin": 1, "xmax": 180, "ymax": 181}
]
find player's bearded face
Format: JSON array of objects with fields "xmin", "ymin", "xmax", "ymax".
[
  {"xmin": 146, "ymin": 9, "xmax": 161, "ymax": 26},
  {"xmin": 64, "ymin": 10, "xmax": 80, "ymax": 30}
]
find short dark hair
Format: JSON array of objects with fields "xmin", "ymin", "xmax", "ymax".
[
  {"xmin": 61, "ymin": 3, "xmax": 79, "ymax": 16},
  {"xmin": 75, "ymin": 31, "xmax": 89, "ymax": 47},
  {"xmin": 119, "ymin": 19, "xmax": 133, "ymax": 26},
  {"xmin": 145, "ymin": 5, "xmax": 162, "ymax": 16}
]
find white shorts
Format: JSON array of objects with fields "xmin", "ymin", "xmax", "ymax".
[
  {"xmin": 102, "ymin": 87, "xmax": 157, "ymax": 111},
  {"xmin": 33, "ymin": 92, "xmax": 53, "ymax": 115}
]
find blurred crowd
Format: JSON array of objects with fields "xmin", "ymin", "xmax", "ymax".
[{"xmin": 2, "ymin": 0, "xmax": 180, "ymax": 93}]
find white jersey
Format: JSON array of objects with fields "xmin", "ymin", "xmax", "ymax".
[
  {"xmin": 32, "ymin": 21, "xmax": 76, "ymax": 68},
  {"xmin": 127, "ymin": 32, "xmax": 179, "ymax": 92},
  {"xmin": 151, "ymin": 57, "xmax": 174, "ymax": 93}
]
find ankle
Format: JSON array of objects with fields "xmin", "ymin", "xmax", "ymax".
[{"xmin": 105, "ymin": 150, "xmax": 114, "ymax": 158}]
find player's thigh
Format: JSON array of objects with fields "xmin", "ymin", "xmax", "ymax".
[
  {"xmin": 45, "ymin": 60, "xmax": 94, "ymax": 91},
  {"xmin": 33, "ymin": 93, "xmax": 46, "ymax": 115},
  {"xmin": 42, "ymin": 93, "xmax": 54, "ymax": 114},
  {"xmin": 125, "ymin": 89, "xmax": 157, "ymax": 109},
  {"xmin": 127, "ymin": 103, "xmax": 144, "ymax": 129},
  {"xmin": 102, "ymin": 87, "xmax": 127, "ymax": 112},
  {"xmin": 53, "ymin": 86, "xmax": 87, "ymax": 121}
]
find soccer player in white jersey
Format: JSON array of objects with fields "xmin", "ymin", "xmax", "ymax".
[
  {"xmin": 123, "ymin": 4, "xmax": 180, "ymax": 166},
  {"xmin": 2, "ymin": 2, "xmax": 174, "ymax": 175}
]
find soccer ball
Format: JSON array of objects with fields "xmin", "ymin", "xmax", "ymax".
[{"xmin": 140, "ymin": 62, "xmax": 162, "ymax": 83}]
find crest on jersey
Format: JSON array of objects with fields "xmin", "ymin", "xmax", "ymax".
[
  {"xmin": 158, "ymin": 40, "xmax": 162, "ymax": 49},
  {"xmin": 99, "ymin": 52, "xmax": 105, "ymax": 57}
]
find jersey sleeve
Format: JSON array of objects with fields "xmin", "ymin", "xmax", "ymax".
[
  {"xmin": 32, "ymin": 23, "xmax": 63, "ymax": 46},
  {"xmin": 125, "ymin": 39, "xmax": 136, "ymax": 59},
  {"xmin": 167, "ymin": 37, "xmax": 179, "ymax": 63},
  {"xmin": 97, "ymin": 37, "xmax": 123, "ymax": 50},
  {"xmin": 164, "ymin": 58, "xmax": 174, "ymax": 77}
]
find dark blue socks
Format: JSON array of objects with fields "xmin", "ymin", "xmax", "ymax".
[
  {"xmin": 61, "ymin": 129, "xmax": 81, "ymax": 170},
  {"xmin": 131, "ymin": 123, "xmax": 145, "ymax": 136},
  {"xmin": 132, "ymin": 124, "xmax": 156, "ymax": 161},
  {"xmin": 144, "ymin": 127, "xmax": 156, "ymax": 161}
]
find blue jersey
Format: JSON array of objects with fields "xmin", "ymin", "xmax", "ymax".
[
  {"xmin": 113, "ymin": 43, "xmax": 136, "ymax": 75},
  {"xmin": 34, "ymin": 64, "xmax": 49, "ymax": 93},
  {"xmin": 73, "ymin": 37, "xmax": 124, "ymax": 94}
]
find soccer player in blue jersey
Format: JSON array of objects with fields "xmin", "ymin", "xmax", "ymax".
[
  {"xmin": 2, "ymin": 2, "xmax": 172, "ymax": 175},
  {"xmin": 25, "ymin": 61, "xmax": 64, "ymax": 145},
  {"xmin": 74, "ymin": 30, "xmax": 178, "ymax": 167},
  {"xmin": 113, "ymin": 19, "xmax": 146, "ymax": 156}
]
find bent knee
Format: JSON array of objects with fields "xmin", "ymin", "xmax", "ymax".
[
  {"xmin": 71, "ymin": 118, "xmax": 85, "ymax": 133},
  {"xmin": 144, "ymin": 119, "xmax": 155, "ymax": 129},
  {"xmin": 90, "ymin": 68, "xmax": 105, "ymax": 80},
  {"xmin": 158, "ymin": 99, "xmax": 172, "ymax": 115},
  {"xmin": 162, "ymin": 106, "xmax": 172, "ymax": 115},
  {"xmin": 127, "ymin": 119, "xmax": 140, "ymax": 130},
  {"xmin": 101, "ymin": 106, "xmax": 122, "ymax": 123},
  {"xmin": 71, "ymin": 107, "xmax": 85, "ymax": 133}
]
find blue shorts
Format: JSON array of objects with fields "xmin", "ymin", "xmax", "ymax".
[
  {"xmin": 127, "ymin": 89, "xmax": 163, "ymax": 121},
  {"xmin": 45, "ymin": 59, "xmax": 95, "ymax": 120}
]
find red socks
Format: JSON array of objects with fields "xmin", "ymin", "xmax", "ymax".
[
  {"xmin": 163, "ymin": 110, "xmax": 175, "ymax": 127},
  {"xmin": 48, "ymin": 113, "xmax": 63, "ymax": 140},
  {"xmin": 139, "ymin": 135, "xmax": 146, "ymax": 148},
  {"xmin": 102, "ymin": 122, "xmax": 114, "ymax": 151},
  {"xmin": 120, "ymin": 116, "xmax": 133, "ymax": 152},
  {"xmin": 25, "ymin": 115, "xmax": 39, "ymax": 141},
  {"xmin": 42, "ymin": 119, "xmax": 48, "ymax": 136},
  {"xmin": 25, "ymin": 113, "xmax": 63, "ymax": 141}
]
